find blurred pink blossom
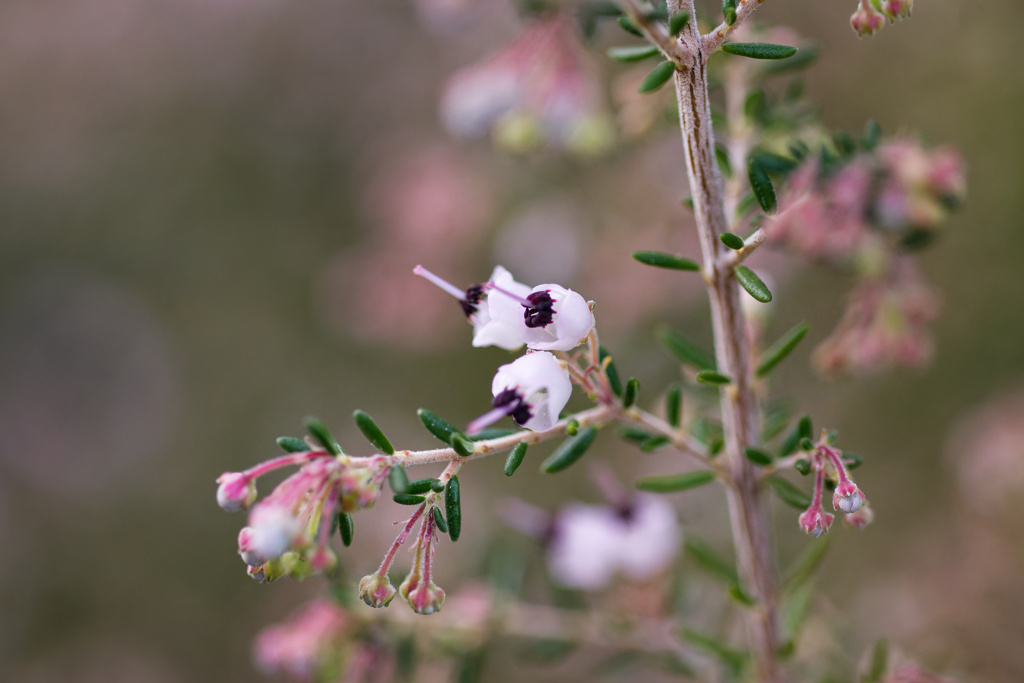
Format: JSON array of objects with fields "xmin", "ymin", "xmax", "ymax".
[{"xmin": 253, "ymin": 599, "xmax": 348, "ymax": 680}]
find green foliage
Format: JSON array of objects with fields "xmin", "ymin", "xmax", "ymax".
[
  {"xmin": 636, "ymin": 469, "xmax": 716, "ymax": 493},
  {"xmin": 540, "ymin": 427, "xmax": 598, "ymax": 473}
]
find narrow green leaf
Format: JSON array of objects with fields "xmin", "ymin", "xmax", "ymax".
[
  {"xmin": 304, "ymin": 417, "xmax": 341, "ymax": 455},
  {"xmin": 722, "ymin": 42, "xmax": 798, "ymax": 60},
  {"xmin": 862, "ymin": 119, "xmax": 882, "ymax": 150},
  {"xmin": 799, "ymin": 437, "xmax": 815, "ymax": 451},
  {"xmin": 417, "ymin": 408, "xmax": 458, "ymax": 443},
  {"xmin": 636, "ymin": 469, "xmax": 716, "ymax": 493},
  {"xmin": 720, "ymin": 232, "xmax": 744, "ymax": 250},
  {"xmin": 697, "ymin": 369, "xmax": 732, "ymax": 385},
  {"xmin": 406, "ymin": 478, "xmax": 442, "ymax": 495},
  {"xmin": 607, "ymin": 45, "xmax": 660, "ymax": 62},
  {"xmin": 451, "ymin": 433, "xmax": 476, "ymax": 457},
  {"xmin": 616, "ymin": 16, "xmax": 643, "ymax": 37},
  {"xmin": 728, "ymin": 583, "xmax": 757, "ymax": 606},
  {"xmin": 666, "ymin": 382, "xmax": 683, "ymax": 428},
  {"xmin": 623, "ymin": 377, "xmax": 640, "ymax": 408},
  {"xmin": 632, "ymin": 250, "xmax": 700, "ymax": 271},
  {"xmin": 744, "ymin": 447, "xmax": 773, "ymax": 465},
  {"xmin": 388, "ymin": 465, "xmax": 409, "ymax": 494},
  {"xmin": 504, "ymin": 442, "xmax": 528, "ymax": 476},
  {"xmin": 798, "ymin": 414, "xmax": 813, "ymax": 440},
  {"xmin": 432, "ymin": 506, "xmax": 448, "ymax": 534},
  {"xmin": 445, "ymin": 475, "xmax": 462, "ymax": 542},
  {"xmin": 681, "ymin": 629, "xmax": 745, "ymax": 676},
  {"xmin": 338, "ymin": 512, "xmax": 354, "ymax": 547},
  {"xmin": 783, "ymin": 535, "xmax": 830, "ymax": 591},
  {"xmin": 766, "ymin": 476, "xmax": 812, "ymax": 509},
  {"xmin": 669, "ymin": 10, "xmax": 690, "ymax": 35},
  {"xmin": 710, "ymin": 437, "xmax": 724, "ymax": 455},
  {"xmin": 715, "ymin": 142, "xmax": 732, "ymax": 179},
  {"xmin": 656, "ymin": 327, "xmax": 715, "ymax": 370},
  {"xmin": 761, "ymin": 44, "xmax": 819, "ymax": 75},
  {"xmin": 864, "ymin": 639, "xmax": 889, "ymax": 683},
  {"xmin": 639, "ymin": 435, "xmax": 671, "ymax": 452},
  {"xmin": 744, "ymin": 88, "xmax": 766, "ymax": 121},
  {"xmin": 598, "ymin": 346, "xmax": 623, "ymax": 397},
  {"xmin": 618, "ymin": 425, "xmax": 655, "ymax": 444},
  {"xmin": 352, "ymin": 409, "xmax": 395, "ymax": 455},
  {"xmin": 844, "ymin": 453, "xmax": 864, "ymax": 470},
  {"xmin": 393, "ymin": 493, "xmax": 426, "ymax": 505},
  {"xmin": 735, "ymin": 266, "xmax": 773, "ymax": 303},
  {"xmin": 276, "ymin": 436, "xmax": 308, "ymax": 453},
  {"xmin": 685, "ymin": 538, "xmax": 738, "ymax": 584},
  {"xmin": 540, "ymin": 427, "xmax": 598, "ymax": 474},
  {"xmin": 794, "ymin": 458, "xmax": 812, "ymax": 475},
  {"xmin": 756, "ymin": 322, "xmax": 810, "ymax": 376},
  {"xmin": 639, "ymin": 60, "xmax": 677, "ymax": 94},
  {"xmin": 747, "ymin": 159, "xmax": 777, "ymax": 215},
  {"xmin": 721, "ymin": 0, "xmax": 737, "ymax": 26},
  {"xmin": 750, "ymin": 149, "xmax": 798, "ymax": 172}
]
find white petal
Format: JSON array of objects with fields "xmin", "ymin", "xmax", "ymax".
[
  {"xmin": 471, "ymin": 266, "xmax": 531, "ymax": 350},
  {"xmin": 547, "ymin": 504, "xmax": 625, "ymax": 590},
  {"xmin": 491, "ymin": 352, "xmax": 572, "ymax": 432},
  {"xmin": 518, "ymin": 284, "xmax": 595, "ymax": 352},
  {"xmin": 617, "ymin": 496, "xmax": 682, "ymax": 579}
]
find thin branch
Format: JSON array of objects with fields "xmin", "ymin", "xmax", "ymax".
[
  {"xmin": 702, "ymin": 0, "xmax": 768, "ymax": 55},
  {"xmin": 719, "ymin": 228, "xmax": 766, "ymax": 269},
  {"xmin": 617, "ymin": 0, "xmax": 693, "ymax": 64}
]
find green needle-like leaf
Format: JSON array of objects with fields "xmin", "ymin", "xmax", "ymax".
[
  {"xmin": 540, "ymin": 427, "xmax": 598, "ymax": 473},
  {"xmin": 639, "ymin": 60, "xmax": 677, "ymax": 94},
  {"xmin": 735, "ymin": 266, "xmax": 773, "ymax": 303},
  {"xmin": 756, "ymin": 322, "xmax": 810, "ymax": 376},
  {"xmin": 504, "ymin": 442, "xmax": 528, "ymax": 476},
  {"xmin": 632, "ymin": 250, "xmax": 700, "ymax": 271},
  {"xmin": 636, "ymin": 470, "xmax": 716, "ymax": 493},
  {"xmin": 352, "ymin": 409, "xmax": 395, "ymax": 455},
  {"xmin": 607, "ymin": 45, "xmax": 660, "ymax": 62},
  {"xmin": 721, "ymin": 42, "xmax": 799, "ymax": 59}
]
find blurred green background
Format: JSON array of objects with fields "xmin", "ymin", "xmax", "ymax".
[{"xmin": 0, "ymin": 0, "xmax": 1021, "ymax": 681}]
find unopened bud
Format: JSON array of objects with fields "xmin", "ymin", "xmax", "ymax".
[
  {"xmin": 843, "ymin": 501, "xmax": 874, "ymax": 529},
  {"xmin": 880, "ymin": 0, "xmax": 912, "ymax": 21},
  {"xmin": 798, "ymin": 507, "xmax": 835, "ymax": 537},
  {"xmin": 833, "ymin": 481, "xmax": 865, "ymax": 513},
  {"xmin": 358, "ymin": 572, "xmax": 398, "ymax": 608},
  {"xmin": 850, "ymin": 5, "xmax": 885, "ymax": 37},
  {"xmin": 216, "ymin": 471, "xmax": 257, "ymax": 512},
  {"xmin": 400, "ymin": 572, "xmax": 446, "ymax": 615}
]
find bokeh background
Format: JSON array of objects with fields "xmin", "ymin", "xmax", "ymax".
[{"xmin": 0, "ymin": 0, "xmax": 1020, "ymax": 681}]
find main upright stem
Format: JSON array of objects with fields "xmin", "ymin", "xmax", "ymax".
[{"xmin": 669, "ymin": 2, "xmax": 783, "ymax": 681}]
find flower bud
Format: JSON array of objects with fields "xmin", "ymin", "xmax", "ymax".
[
  {"xmin": 833, "ymin": 480, "xmax": 865, "ymax": 513},
  {"xmin": 400, "ymin": 572, "xmax": 447, "ymax": 615},
  {"xmin": 843, "ymin": 501, "xmax": 874, "ymax": 529},
  {"xmin": 880, "ymin": 0, "xmax": 912, "ymax": 21},
  {"xmin": 850, "ymin": 5, "xmax": 885, "ymax": 37},
  {"xmin": 216, "ymin": 471, "xmax": 257, "ymax": 512},
  {"xmin": 359, "ymin": 572, "xmax": 398, "ymax": 608},
  {"xmin": 798, "ymin": 507, "xmax": 835, "ymax": 537}
]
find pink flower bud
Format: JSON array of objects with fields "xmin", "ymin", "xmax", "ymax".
[
  {"xmin": 843, "ymin": 501, "xmax": 874, "ymax": 529},
  {"xmin": 216, "ymin": 471, "xmax": 257, "ymax": 512},
  {"xmin": 358, "ymin": 572, "xmax": 398, "ymax": 608},
  {"xmin": 798, "ymin": 507, "xmax": 835, "ymax": 537},
  {"xmin": 399, "ymin": 572, "xmax": 446, "ymax": 615},
  {"xmin": 850, "ymin": 5, "xmax": 885, "ymax": 37},
  {"xmin": 881, "ymin": 0, "xmax": 912, "ymax": 21},
  {"xmin": 833, "ymin": 480, "xmax": 865, "ymax": 513}
]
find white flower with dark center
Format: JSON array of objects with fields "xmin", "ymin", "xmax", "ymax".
[
  {"xmin": 516, "ymin": 284, "xmax": 594, "ymax": 351},
  {"xmin": 414, "ymin": 265, "xmax": 530, "ymax": 351},
  {"xmin": 239, "ymin": 504, "xmax": 303, "ymax": 566},
  {"xmin": 468, "ymin": 351, "xmax": 572, "ymax": 434},
  {"xmin": 547, "ymin": 495, "xmax": 681, "ymax": 590}
]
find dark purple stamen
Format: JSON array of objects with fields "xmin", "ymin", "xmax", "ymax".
[
  {"xmin": 493, "ymin": 388, "xmax": 533, "ymax": 426},
  {"xmin": 523, "ymin": 291, "xmax": 555, "ymax": 328},
  {"xmin": 460, "ymin": 284, "xmax": 486, "ymax": 318}
]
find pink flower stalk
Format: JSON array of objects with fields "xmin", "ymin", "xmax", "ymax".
[
  {"xmin": 399, "ymin": 506, "xmax": 446, "ymax": 615},
  {"xmin": 252, "ymin": 599, "xmax": 348, "ymax": 680},
  {"xmin": 439, "ymin": 16, "xmax": 614, "ymax": 156},
  {"xmin": 219, "ymin": 449, "xmax": 390, "ymax": 580},
  {"xmin": 799, "ymin": 437, "xmax": 867, "ymax": 536},
  {"xmin": 359, "ymin": 503, "xmax": 428, "ymax": 609}
]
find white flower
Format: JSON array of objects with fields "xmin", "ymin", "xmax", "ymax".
[
  {"xmin": 516, "ymin": 284, "xmax": 594, "ymax": 352},
  {"xmin": 547, "ymin": 495, "xmax": 681, "ymax": 590},
  {"xmin": 474, "ymin": 351, "xmax": 571, "ymax": 433},
  {"xmin": 239, "ymin": 504, "xmax": 303, "ymax": 565},
  {"xmin": 471, "ymin": 266, "xmax": 531, "ymax": 350},
  {"xmin": 413, "ymin": 264, "xmax": 530, "ymax": 351}
]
